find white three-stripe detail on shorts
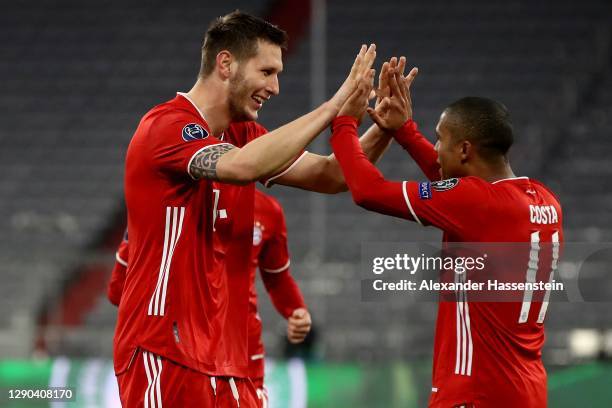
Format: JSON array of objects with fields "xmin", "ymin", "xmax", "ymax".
[
  {"xmin": 148, "ymin": 206, "xmax": 185, "ymax": 316},
  {"xmin": 454, "ymin": 271, "xmax": 473, "ymax": 376},
  {"xmin": 143, "ymin": 352, "xmax": 163, "ymax": 407}
]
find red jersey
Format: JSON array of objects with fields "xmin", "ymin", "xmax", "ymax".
[
  {"xmin": 331, "ymin": 117, "xmax": 564, "ymax": 408},
  {"xmin": 108, "ymin": 189, "xmax": 307, "ymax": 381},
  {"xmin": 248, "ymin": 190, "xmax": 306, "ymax": 379},
  {"xmin": 115, "ymin": 93, "xmax": 267, "ymax": 378},
  {"xmin": 107, "ymin": 230, "xmax": 128, "ymax": 307}
]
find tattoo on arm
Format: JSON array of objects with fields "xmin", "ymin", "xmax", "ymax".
[{"xmin": 189, "ymin": 144, "xmax": 235, "ymax": 180}]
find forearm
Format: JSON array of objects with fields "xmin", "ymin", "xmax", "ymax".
[
  {"xmin": 331, "ymin": 116, "xmax": 414, "ymax": 220},
  {"xmin": 261, "ymin": 269, "xmax": 307, "ymax": 319},
  {"xmin": 358, "ymin": 124, "xmax": 393, "ymax": 164},
  {"xmin": 218, "ymin": 102, "xmax": 338, "ymax": 183},
  {"xmin": 394, "ymin": 120, "xmax": 441, "ymax": 181},
  {"xmin": 295, "ymin": 125, "xmax": 392, "ymax": 194}
]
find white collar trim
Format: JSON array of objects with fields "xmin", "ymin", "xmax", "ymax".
[
  {"xmin": 177, "ymin": 92, "xmax": 206, "ymax": 122},
  {"xmin": 177, "ymin": 92, "xmax": 224, "ymax": 140},
  {"xmin": 491, "ymin": 176, "xmax": 529, "ymax": 184}
]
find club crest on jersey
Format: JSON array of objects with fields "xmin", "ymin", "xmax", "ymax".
[
  {"xmin": 431, "ymin": 178, "xmax": 459, "ymax": 192},
  {"xmin": 419, "ymin": 182, "xmax": 432, "ymax": 200},
  {"xmin": 182, "ymin": 123, "xmax": 209, "ymax": 141},
  {"xmin": 253, "ymin": 222, "xmax": 263, "ymax": 246}
]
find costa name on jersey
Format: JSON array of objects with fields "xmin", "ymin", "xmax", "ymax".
[{"xmin": 530, "ymin": 204, "xmax": 559, "ymax": 225}]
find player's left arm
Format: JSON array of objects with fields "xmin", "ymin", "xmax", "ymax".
[
  {"xmin": 267, "ymin": 126, "xmax": 392, "ymax": 194},
  {"xmin": 331, "ymin": 115, "xmax": 416, "ymax": 220},
  {"xmin": 258, "ymin": 201, "xmax": 311, "ymax": 343},
  {"xmin": 107, "ymin": 231, "xmax": 129, "ymax": 306},
  {"xmin": 268, "ymin": 58, "xmax": 414, "ymax": 194}
]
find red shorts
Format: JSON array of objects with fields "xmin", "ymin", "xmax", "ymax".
[
  {"xmin": 116, "ymin": 349, "xmax": 259, "ymax": 407},
  {"xmin": 251, "ymin": 377, "xmax": 268, "ymax": 408}
]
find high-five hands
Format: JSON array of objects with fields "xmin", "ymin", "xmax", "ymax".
[
  {"xmin": 368, "ymin": 56, "xmax": 418, "ymax": 131},
  {"xmin": 330, "ymin": 44, "xmax": 377, "ymax": 113},
  {"xmin": 337, "ymin": 67, "xmax": 376, "ymax": 123}
]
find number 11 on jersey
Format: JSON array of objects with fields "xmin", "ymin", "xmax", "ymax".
[{"xmin": 518, "ymin": 231, "xmax": 560, "ymax": 323}]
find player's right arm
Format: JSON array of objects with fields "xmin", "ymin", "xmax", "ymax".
[
  {"xmin": 107, "ymin": 230, "xmax": 128, "ymax": 306},
  {"xmin": 368, "ymin": 61, "xmax": 441, "ymax": 181},
  {"xmin": 192, "ymin": 44, "xmax": 378, "ymax": 184},
  {"xmin": 330, "ymin": 70, "xmax": 484, "ymax": 235},
  {"xmin": 257, "ymin": 197, "xmax": 311, "ymax": 343}
]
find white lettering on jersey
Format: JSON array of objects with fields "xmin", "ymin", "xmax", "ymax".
[{"xmin": 529, "ymin": 205, "xmax": 558, "ymax": 225}]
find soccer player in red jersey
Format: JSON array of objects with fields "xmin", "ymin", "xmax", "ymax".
[
  {"xmin": 116, "ymin": 11, "xmax": 376, "ymax": 407},
  {"xmin": 248, "ymin": 189, "xmax": 311, "ymax": 406},
  {"xmin": 330, "ymin": 63, "xmax": 563, "ymax": 407},
  {"xmin": 108, "ymin": 189, "xmax": 310, "ymax": 408}
]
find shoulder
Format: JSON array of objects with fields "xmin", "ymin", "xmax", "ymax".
[
  {"xmin": 427, "ymin": 176, "xmax": 490, "ymax": 196},
  {"xmin": 149, "ymin": 104, "xmax": 210, "ymax": 136},
  {"xmin": 529, "ymin": 179, "xmax": 562, "ymax": 203},
  {"xmin": 255, "ymin": 190, "xmax": 284, "ymax": 217}
]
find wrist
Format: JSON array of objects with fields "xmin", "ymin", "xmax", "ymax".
[
  {"xmin": 392, "ymin": 118, "xmax": 417, "ymax": 137},
  {"xmin": 332, "ymin": 116, "xmax": 359, "ymax": 133},
  {"xmin": 324, "ymin": 98, "xmax": 342, "ymax": 117}
]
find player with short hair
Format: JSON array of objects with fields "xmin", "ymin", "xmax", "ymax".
[
  {"xmin": 331, "ymin": 65, "xmax": 563, "ymax": 407},
  {"xmin": 115, "ymin": 10, "xmax": 380, "ymax": 407},
  {"xmin": 108, "ymin": 189, "xmax": 310, "ymax": 408}
]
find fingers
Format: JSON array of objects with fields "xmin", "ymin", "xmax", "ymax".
[
  {"xmin": 388, "ymin": 67, "xmax": 402, "ymax": 98},
  {"xmin": 289, "ymin": 321, "xmax": 311, "ymax": 331},
  {"xmin": 404, "ymin": 67, "xmax": 418, "ymax": 90},
  {"xmin": 395, "ymin": 70, "xmax": 409, "ymax": 102},
  {"xmin": 389, "ymin": 57, "xmax": 397, "ymax": 71},
  {"xmin": 287, "ymin": 309, "xmax": 312, "ymax": 344},
  {"xmin": 367, "ymin": 107, "xmax": 384, "ymax": 129},
  {"xmin": 363, "ymin": 43, "xmax": 377, "ymax": 71},
  {"xmin": 404, "ymin": 67, "xmax": 418, "ymax": 106},
  {"xmin": 377, "ymin": 61, "xmax": 389, "ymax": 101},
  {"xmin": 398, "ymin": 56, "xmax": 406, "ymax": 77},
  {"xmin": 357, "ymin": 44, "xmax": 376, "ymax": 84},
  {"xmin": 349, "ymin": 45, "xmax": 367, "ymax": 80}
]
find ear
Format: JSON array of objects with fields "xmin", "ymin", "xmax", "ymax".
[
  {"xmin": 216, "ymin": 50, "xmax": 233, "ymax": 79},
  {"xmin": 460, "ymin": 140, "xmax": 472, "ymax": 163}
]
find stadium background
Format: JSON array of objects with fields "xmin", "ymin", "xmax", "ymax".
[{"xmin": 1, "ymin": 0, "xmax": 612, "ymax": 406}]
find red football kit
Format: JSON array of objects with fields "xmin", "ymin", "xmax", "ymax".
[
  {"xmin": 108, "ymin": 190, "xmax": 307, "ymax": 405},
  {"xmin": 116, "ymin": 92, "xmax": 277, "ymax": 406},
  {"xmin": 115, "ymin": 92, "xmax": 305, "ymax": 406},
  {"xmin": 248, "ymin": 189, "xmax": 307, "ymax": 384},
  {"xmin": 331, "ymin": 116, "xmax": 563, "ymax": 408}
]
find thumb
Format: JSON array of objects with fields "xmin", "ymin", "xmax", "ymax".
[
  {"xmin": 292, "ymin": 308, "xmax": 306, "ymax": 319},
  {"xmin": 367, "ymin": 107, "xmax": 384, "ymax": 128}
]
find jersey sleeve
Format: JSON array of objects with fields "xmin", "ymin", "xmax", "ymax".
[
  {"xmin": 403, "ymin": 177, "xmax": 489, "ymax": 235},
  {"xmin": 260, "ymin": 269, "xmax": 307, "ymax": 319},
  {"xmin": 258, "ymin": 197, "xmax": 306, "ymax": 318},
  {"xmin": 393, "ymin": 120, "xmax": 441, "ymax": 182},
  {"xmin": 107, "ymin": 234, "xmax": 129, "ymax": 306},
  {"xmin": 149, "ymin": 113, "xmax": 234, "ymax": 178},
  {"xmin": 330, "ymin": 116, "xmax": 487, "ymax": 235},
  {"xmin": 330, "ymin": 116, "xmax": 419, "ymax": 220}
]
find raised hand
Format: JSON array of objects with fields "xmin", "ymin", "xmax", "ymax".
[
  {"xmin": 368, "ymin": 57, "xmax": 418, "ymax": 131},
  {"xmin": 330, "ymin": 44, "xmax": 377, "ymax": 112},
  {"xmin": 338, "ymin": 68, "xmax": 376, "ymax": 124}
]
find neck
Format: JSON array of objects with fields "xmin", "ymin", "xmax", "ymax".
[
  {"xmin": 469, "ymin": 157, "xmax": 516, "ymax": 183},
  {"xmin": 184, "ymin": 76, "xmax": 231, "ymax": 136}
]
